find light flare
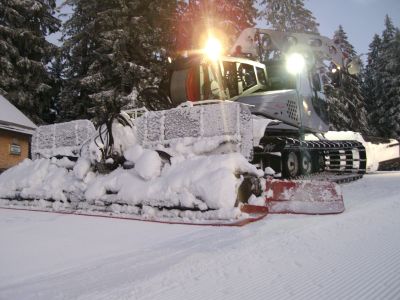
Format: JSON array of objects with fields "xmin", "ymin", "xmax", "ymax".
[
  {"xmin": 286, "ymin": 53, "xmax": 305, "ymax": 75},
  {"xmin": 204, "ymin": 37, "xmax": 222, "ymax": 61}
]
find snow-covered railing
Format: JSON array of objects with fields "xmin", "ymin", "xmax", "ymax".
[
  {"xmin": 123, "ymin": 107, "xmax": 148, "ymax": 120},
  {"xmin": 31, "ymin": 120, "xmax": 96, "ymax": 159},
  {"xmin": 136, "ymin": 101, "xmax": 253, "ymax": 159}
]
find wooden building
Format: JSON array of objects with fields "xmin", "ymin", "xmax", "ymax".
[{"xmin": 0, "ymin": 95, "xmax": 37, "ymax": 172}]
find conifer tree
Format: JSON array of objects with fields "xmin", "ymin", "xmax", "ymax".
[
  {"xmin": 0, "ymin": 0, "xmax": 60, "ymax": 124},
  {"xmin": 386, "ymin": 29, "xmax": 400, "ymax": 138},
  {"xmin": 259, "ymin": 0, "xmax": 319, "ymax": 33},
  {"xmin": 363, "ymin": 34, "xmax": 382, "ymax": 135},
  {"xmin": 328, "ymin": 25, "xmax": 368, "ymax": 133},
  {"xmin": 60, "ymin": 0, "xmax": 176, "ymax": 122},
  {"xmin": 376, "ymin": 16, "xmax": 400, "ymax": 138}
]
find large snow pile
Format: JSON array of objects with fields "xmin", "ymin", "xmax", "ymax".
[
  {"xmin": 0, "ymin": 158, "xmax": 83, "ymax": 202},
  {"xmin": 0, "ymin": 154, "xmax": 260, "ymax": 220},
  {"xmin": 0, "ymin": 112, "xmax": 262, "ymax": 220},
  {"xmin": 84, "ymin": 151, "xmax": 261, "ymax": 209}
]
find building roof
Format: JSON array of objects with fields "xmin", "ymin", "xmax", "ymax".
[{"xmin": 0, "ymin": 94, "xmax": 37, "ymax": 135}]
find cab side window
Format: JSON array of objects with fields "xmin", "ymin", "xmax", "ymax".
[
  {"xmin": 256, "ymin": 67, "xmax": 267, "ymax": 86},
  {"xmin": 223, "ymin": 61, "xmax": 239, "ymax": 97},
  {"xmin": 238, "ymin": 63, "xmax": 257, "ymax": 91},
  {"xmin": 312, "ymin": 73, "xmax": 322, "ymax": 91}
]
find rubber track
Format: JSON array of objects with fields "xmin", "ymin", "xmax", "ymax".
[{"xmin": 258, "ymin": 136, "xmax": 367, "ymax": 174}]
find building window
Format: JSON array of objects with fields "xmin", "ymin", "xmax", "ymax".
[{"xmin": 10, "ymin": 143, "xmax": 21, "ymax": 155}]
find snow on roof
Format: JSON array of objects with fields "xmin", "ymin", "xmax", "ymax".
[{"xmin": 0, "ymin": 94, "xmax": 37, "ymax": 135}]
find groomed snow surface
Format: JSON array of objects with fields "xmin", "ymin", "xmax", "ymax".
[{"xmin": 1, "ymin": 171, "xmax": 400, "ymax": 300}]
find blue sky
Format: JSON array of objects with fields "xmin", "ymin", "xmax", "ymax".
[{"xmin": 305, "ymin": 0, "xmax": 400, "ymax": 55}]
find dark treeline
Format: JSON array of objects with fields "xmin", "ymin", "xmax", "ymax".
[{"xmin": 0, "ymin": 0, "xmax": 399, "ymax": 138}]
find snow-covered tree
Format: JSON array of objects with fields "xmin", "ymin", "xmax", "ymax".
[
  {"xmin": 60, "ymin": 0, "xmax": 176, "ymax": 122},
  {"xmin": 174, "ymin": 0, "xmax": 257, "ymax": 52},
  {"xmin": 0, "ymin": 0, "xmax": 60, "ymax": 124},
  {"xmin": 375, "ymin": 16, "xmax": 400, "ymax": 138},
  {"xmin": 362, "ymin": 16, "xmax": 400, "ymax": 138},
  {"xmin": 259, "ymin": 0, "xmax": 319, "ymax": 33},
  {"xmin": 363, "ymin": 34, "xmax": 383, "ymax": 135},
  {"xmin": 327, "ymin": 25, "xmax": 368, "ymax": 133},
  {"xmin": 384, "ymin": 29, "xmax": 400, "ymax": 138}
]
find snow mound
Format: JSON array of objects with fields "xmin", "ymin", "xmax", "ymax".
[
  {"xmin": 86, "ymin": 152, "xmax": 262, "ymax": 210},
  {"xmin": 124, "ymin": 144, "xmax": 144, "ymax": 162},
  {"xmin": 0, "ymin": 159, "xmax": 84, "ymax": 202},
  {"xmin": 133, "ymin": 149, "xmax": 162, "ymax": 180},
  {"xmin": 0, "ymin": 153, "xmax": 262, "ymax": 215}
]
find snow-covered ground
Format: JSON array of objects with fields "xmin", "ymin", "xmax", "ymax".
[{"xmin": 1, "ymin": 171, "xmax": 399, "ymax": 300}]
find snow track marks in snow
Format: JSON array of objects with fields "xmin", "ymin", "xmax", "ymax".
[{"xmin": 0, "ymin": 172, "xmax": 400, "ymax": 300}]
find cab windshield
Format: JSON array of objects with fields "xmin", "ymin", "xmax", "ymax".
[{"xmin": 265, "ymin": 60, "xmax": 296, "ymax": 91}]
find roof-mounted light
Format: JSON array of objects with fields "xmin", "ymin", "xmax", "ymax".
[
  {"xmin": 204, "ymin": 37, "xmax": 222, "ymax": 61},
  {"xmin": 286, "ymin": 53, "xmax": 305, "ymax": 75}
]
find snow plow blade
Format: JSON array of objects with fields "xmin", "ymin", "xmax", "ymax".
[
  {"xmin": 264, "ymin": 178, "xmax": 344, "ymax": 215},
  {"xmin": 0, "ymin": 205, "xmax": 268, "ymax": 227}
]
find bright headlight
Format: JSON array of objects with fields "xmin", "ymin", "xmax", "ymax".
[
  {"xmin": 204, "ymin": 37, "xmax": 222, "ymax": 61},
  {"xmin": 286, "ymin": 53, "xmax": 305, "ymax": 74}
]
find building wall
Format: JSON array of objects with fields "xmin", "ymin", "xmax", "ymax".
[{"xmin": 0, "ymin": 129, "xmax": 30, "ymax": 171}]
